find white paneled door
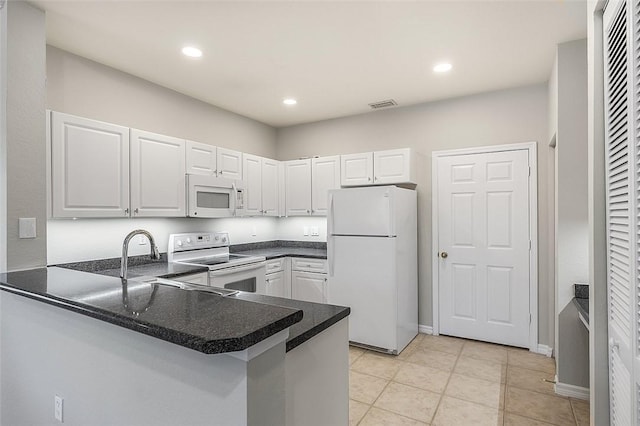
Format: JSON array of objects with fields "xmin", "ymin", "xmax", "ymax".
[{"xmin": 436, "ymin": 149, "xmax": 530, "ymax": 347}]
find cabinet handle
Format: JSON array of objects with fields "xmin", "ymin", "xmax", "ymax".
[
  {"xmin": 368, "ymin": 177, "xmax": 371, "ymax": 182},
  {"xmin": 307, "ymin": 209, "xmax": 310, "ymax": 214},
  {"xmin": 219, "ymin": 171, "xmax": 223, "ymax": 175},
  {"xmin": 124, "ymin": 208, "xmax": 129, "ymax": 215},
  {"xmin": 134, "ymin": 208, "xmax": 139, "ymax": 214},
  {"xmin": 374, "ymin": 176, "xmax": 378, "ymax": 181}
]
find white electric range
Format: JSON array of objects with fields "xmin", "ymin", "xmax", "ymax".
[{"xmin": 168, "ymin": 232, "xmax": 266, "ymax": 294}]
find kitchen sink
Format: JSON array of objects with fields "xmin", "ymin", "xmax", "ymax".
[{"xmin": 133, "ymin": 277, "xmax": 239, "ymax": 297}]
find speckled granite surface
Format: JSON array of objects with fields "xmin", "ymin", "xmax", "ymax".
[
  {"xmin": 573, "ymin": 284, "xmax": 589, "ymax": 325},
  {"xmin": 235, "ymin": 293, "xmax": 349, "ymax": 351},
  {"xmin": 231, "ymin": 241, "xmax": 327, "ymax": 260},
  {"xmin": 0, "ymin": 267, "xmax": 303, "ymax": 354}
]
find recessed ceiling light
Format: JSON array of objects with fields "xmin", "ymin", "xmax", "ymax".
[
  {"xmin": 283, "ymin": 98, "xmax": 297, "ymax": 105},
  {"xmin": 433, "ymin": 63, "xmax": 452, "ymax": 73},
  {"xmin": 182, "ymin": 46, "xmax": 203, "ymax": 58}
]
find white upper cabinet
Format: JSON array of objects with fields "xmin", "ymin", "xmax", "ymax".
[
  {"xmin": 243, "ymin": 154, "xmax": 280, "ymax": 216},
  {"xmin": 186, "ymin": 140, "xmax": 217, "ymax": 175},
  {"xmin": 51, "ymin": 112, "xmax": 130, "ymax": 218},
  {"xmin": 285, "ymin": 159, "xmax": 312, "ymax": 216},
  {"xmin": 340, "ymin": 152, "xmax": 374, "ymax": 186},
  {"xmin": 243, "ymin": 153, "xmax": 263, "ymax": 216},
  {"xmin": 217, "ymin": 147, "xmax": 243, "ymax": 179},
  {"xmin": 262, "ymin": 158, "xmax": 280, "ymax": 216},
  {"xmin": 130, "ymin": 129, "xmax": 186, "ymax": 217},
  {"xmin": 341, "ymin": 149, "xmax": 415, "ymax": 187},
  {"xmin": 311, "ymin": 155, "xmax": 341, "ymax": 216},
  {"xmin": 373, "ymin": 148, "xmax": 415, "ymax": 185}
]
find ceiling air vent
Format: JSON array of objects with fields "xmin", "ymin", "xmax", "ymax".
[{"xmin": 368, "ymin": 99, "xmax": 398, "ymax": 110}]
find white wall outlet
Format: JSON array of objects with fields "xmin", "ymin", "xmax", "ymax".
[
  {"xmin": 310, "ymin": 226, "xmax": 319, "ymax": 236},
  {"xmin": 251, "ymin": 226, "xmax": 257, "ymax": 236},
  {"xmin": 303, "ymin": 226, "xmax": 309, "ymax": 236},
  {"xmin": 137, "ymin": 235, "xmax": 148, "ymax": 245},
  {"xmin": 54, "ymin": 395, "xmax": 63, "ymax": 422},
  {"xmin": 18, "ymin": 217, "xmax": 36, "ymax": 239}
]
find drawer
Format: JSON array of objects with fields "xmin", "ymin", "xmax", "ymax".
[
  {"xmin": 265, "ymin": 258, "xmax": 285, "ymax": 273},
  {"xmin": 291, "ymin": 257, "xmax": 327, "ymax": 273}
]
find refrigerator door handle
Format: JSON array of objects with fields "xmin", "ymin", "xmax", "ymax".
[
  {"xmin": 328, "ymin": 192, "xmax": 334, "ymax": 236},
  {"xmin": 328, "ymin": 235, "xmax": 335, "ymax": 277}
]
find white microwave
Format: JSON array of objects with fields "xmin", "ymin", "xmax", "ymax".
[{"xmin": 186, "ymin": 175, "xmax": 245, "ymax": 218}]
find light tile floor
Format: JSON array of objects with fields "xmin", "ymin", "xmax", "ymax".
[{"xmin": 349, "ymin": 334, "xmax": 590, "ymax": 426}]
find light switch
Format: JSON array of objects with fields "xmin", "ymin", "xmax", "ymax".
[
  {"xmin": 303, "ymin": 226, "xmax": 309, "ymax": 236},
  {"xmin": 310, "ymin": 226, "xmax": 319, "ymax": 236},
  {"xmin": 18, "ymin": 218, "xmax": 36, "ymax": 239}
]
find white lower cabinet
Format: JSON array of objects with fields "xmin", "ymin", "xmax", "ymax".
[
  {"xmin": 290, "ymin": 257, "xmax": 328, "ymax": 303},
  {"xmin": 291, "ymin": 271, "xmax": 327, "ymax": 304},
  {"xmin": 265, "ymin": 270, "xmax": 286, "ymax": 298}
]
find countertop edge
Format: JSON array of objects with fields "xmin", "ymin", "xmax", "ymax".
[
  {"xmin": 286, "ymin": 306, "xmax": 350, "ymax": 352},
  {"xmin": 0, "ymin": 281, "xmax": 303, "ymax": 355}
]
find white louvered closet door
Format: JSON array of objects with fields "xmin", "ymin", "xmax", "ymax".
[{"xmin": 604, "ymin": 0, "xmax": 637, "ymax": 423}]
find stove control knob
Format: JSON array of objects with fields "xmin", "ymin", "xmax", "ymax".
[
  {"xmin": 176, "ymin": 240, "xmax": 183, "ymax": 247},
  {"xmin": 186, "ymin": 238, "xmax": 192, "ymax": 244},
  {"xmin": 214, "ymin": 235, "xmax": 220, "ymax": 241},
  {"xmin": 222, "ymin": 236, "xmax": 227, "ymax": 243}
]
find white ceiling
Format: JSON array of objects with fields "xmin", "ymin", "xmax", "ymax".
[{"xmin": 30, "ymin": 0, "xmax": 587, "ymax": 128}]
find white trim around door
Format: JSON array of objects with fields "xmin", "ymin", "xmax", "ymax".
[{"xmin": 431, "ymin": 141, "xmax": 539, "ymax": 352}]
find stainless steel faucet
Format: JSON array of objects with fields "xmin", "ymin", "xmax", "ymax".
[{"xmin": 120, "ymin": 229, "xmax": 161, "ymax": 279}]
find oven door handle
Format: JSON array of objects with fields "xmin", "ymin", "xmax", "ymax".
[{"xmin": 209, "ymin": 262, "xmax": 265, "ymax": 277}]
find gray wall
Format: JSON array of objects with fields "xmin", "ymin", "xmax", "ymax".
[
  {"xmin": 6, "ymin": 1, "xmax": 47, "ymax": 270},
  {"xmin": 276, "ymin": 84, "xmax": 552, "ymax": 345},
  {"xmin": 46, "ymin": 46, "xmax": 277, "ymax": 158},
  {"xmin": 551, "ymin": 39, "xmax": 590, "ymax": 387}
]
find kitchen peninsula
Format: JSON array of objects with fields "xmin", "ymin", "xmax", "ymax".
[{"xmin": 0, "ymin": 267, "xmax": 349, "ymax": 425}]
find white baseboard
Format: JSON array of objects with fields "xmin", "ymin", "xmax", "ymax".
[
  {"xmin": 534, "ymin": 344, "xmax": 553, "ymax": 357},
  {"xmin": 418, "ymin": 324, "xmax": 433, "ymax": 335},
  {"xmin": 554, "ymin": 377, "xmax": 590, "ymax": 400}
]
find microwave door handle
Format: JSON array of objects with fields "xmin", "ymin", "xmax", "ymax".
[
  {"xmin": 232, "ymin": 182, "xmax": 238, "ymax": 217},
  {"xmin": 209, "ymin": 262, "xmax": 265, "ymax": 277}
]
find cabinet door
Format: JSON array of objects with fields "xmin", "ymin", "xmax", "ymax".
[
  {"xmin": 374, "ymin": 148, "xmax": 414, "ymax": 185},
  {"xmin": 265, "ymin": 271, "xmax": 286, "ymax": 298},
  {"xmin": 186, "ymin": 140, "xmax": 217, "ymax": 175},
  {"xmin": 51, "ymin": 112, "xmax": 130, "ymax": 218},
  {"xmin": 130, "ymin": 129, "xmax": 186, "ymax": 217},
  {"xmin": 217, "ymin": 147, "xmax": 243, "ymax": 179},
  {"xmin": 312, "ymin": 155, "xmax": 340, "ymax": 216},
  {"xmin": 262, "ymin": 158, "xmax": 280, "ymax": 216},
  {"xmin": 285, "ymin": 159, "xmax": 312, "ymax": 216},
  {"xmin": 291, "ymin": 271, "xmax": 327, "ymax": 303},
  {"xmin": 340, "ymin": 152, "xmax": 373, "ymax": 186},
  {"xmin": 243, "ymin": 154, "xmax": 263, "ymax": 216}
]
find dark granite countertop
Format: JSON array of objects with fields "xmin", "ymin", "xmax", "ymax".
[
  {"xmin": 230, "ymin": 240, "xmax": 327, "ymax": 260},
  {"xmin": 233, "ymin": 247, "xmax": 327, "ymax": 260},
  {"xmin": 0, "ymin": 267, "xmax": 303, "ymax": 355},
  {"xmin": 234, "ymin": 293, "xmax": 349, "ymax": 351},
  {"xmin": 54, "ymin": 254, "xmax": 209, "ymax": 279}
]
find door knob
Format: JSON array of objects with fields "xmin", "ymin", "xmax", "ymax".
[{"xmin": 440, "ymin": 251, "xmax": 448, "ymax": 259}]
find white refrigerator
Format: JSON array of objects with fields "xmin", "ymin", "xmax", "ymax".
[{"xmin": 327, "ymin": 185, "xmax": 418, "ymax": 354}]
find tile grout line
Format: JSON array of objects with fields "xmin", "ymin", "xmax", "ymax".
[{"xmin": 428, "ymin": 342, "xmax": 465, "ymax": 423}]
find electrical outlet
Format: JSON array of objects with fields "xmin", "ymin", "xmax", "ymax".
[
  {"xmin": 303, "ymin": 226, "xmax": 309, "ymax": 236},
  {"xmin": 138, "ymin": 235, "xmax": 147, "ymax": 245},
  {"xmin": 310, "ymin": 226, "xmax": 319, "ymax": 236},
  {"xmin": 54, "ymin": 395, "xmax": 63, "ymax": 422},
  {"xmin": 251, "ymin": 226, "xmax": 257, "ymax": 236}
]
